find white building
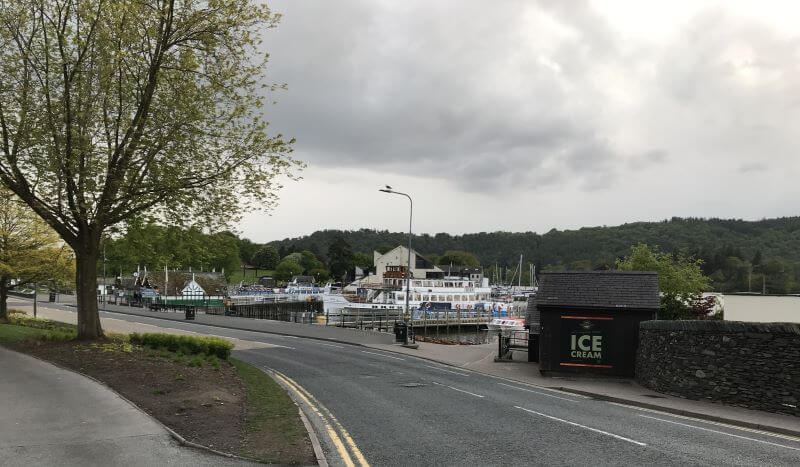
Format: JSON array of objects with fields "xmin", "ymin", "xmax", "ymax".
[
  {"xmin": 722, "ymin": 294, "xmax": 800, "ymax": 323},
  {"xmin": 349, "ymin": 246, "xmax": 442, "ymax": 289}
]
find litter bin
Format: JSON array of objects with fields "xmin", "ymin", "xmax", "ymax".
[
  {"xmin": 394, "ymin": 322, "xmax": 407, "ymax": 343},
  {"xmin": 48, "ymin": 292, "xmax": 56, "ymax": 302},
  {"xmin": 185, "ymin": 306, "xmax": 196, "ymax": 320}
]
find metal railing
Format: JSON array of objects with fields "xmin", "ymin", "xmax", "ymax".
[{"xmin": 497, "ymin": 330, "xmax": 529, "ymax": 361}]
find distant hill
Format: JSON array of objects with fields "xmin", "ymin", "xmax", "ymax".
[{"xmin": 267, "ymin": 217, "xmax": 800, "ymax": 293}]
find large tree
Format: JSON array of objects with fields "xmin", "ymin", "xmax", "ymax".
[
  {"xmin": 251, "ymin": 245, "xmax": 279, "ymax": 269},
  {"xmin": 616, "ymin": 243, "xmax": 712, "ymax": 319},
  {"xmin": 0, "ymin": 0, "xmax": 297, "ymax": 338},
  {"xmin": 438, "ymin": 250, "xmax": 480, "ymax": 267},
  {"xmin": 328, "ymin": 237, "xmax": 353, "ymax": 282},
  {"xmin": 0, "ymin": 188, "xmax": 73, "ymax": 321}
]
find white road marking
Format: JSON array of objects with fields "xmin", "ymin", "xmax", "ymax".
[
  {"xmin": 471, "ymin": 371, "xmax": 591, "ymax": 398},
  {"xmin": 424, "ymin": 365, "xmax": 470, "ymax": 377},
  {"xmin": 361, "ymin": 350, "xmax": 405, "ymax": 361},
  {"xmin": 515, "ymin": 406, "xmax": 647, "ymax": 447},
  {"xmin": 498, "ymin": 382, "xmax": 582, "ymax": 402},
  {"xmin": 638, "ymin": 415, "xmax": 800, "ymax": 451},
  {"xmin": 318, "ymin": 343, "xmax": 345, "ymax": 349},
  {"xmin": 432, "ymin": 381, "xmax": 485, "ymax": 398},
  {"xmin": 608, "ymin": 402, "xmax": 800, "ymax": 443}
]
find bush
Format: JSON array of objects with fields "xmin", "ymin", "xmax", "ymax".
[
  {"xmin": 9, "ymin": 315, "xmax": 76, "ymax": 332},
  {"xmin": 40, "ymin": 328, "xmax": 78, "ymax": 342},
  {"xmin": 129, "ymin": 333, "xmax": 234, "ymax": 359}
]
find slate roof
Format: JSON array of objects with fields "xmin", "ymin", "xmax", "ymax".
[
  {"xmin": 535, "ymin": 271, "xmax": 659, "ymax": 310},
  {"xmin": 116, "ymin": 271, "xmax": 227, "ymax": 295}
]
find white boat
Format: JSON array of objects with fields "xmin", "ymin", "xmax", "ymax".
[
  {"xmin": 486, "ymin": 317, "xmax": 526, "ymax": 331},
  {"xmin": 322, "ymin": 292, "xmax": 403, "ymax": 314},
  {"xmin": 324, "ymin": 275, "xmax": 503, "ymax": 317}
]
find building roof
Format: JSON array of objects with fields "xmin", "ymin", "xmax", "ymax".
[
  {"xmin": 536, "ymin": 271, "xmax": 660, "ymax": 310},
  {"xmin": 291, "ymin": 275, "xmax": 315, "ymax": 284},
  {"xmin": 374, "ymin": 246, "xmax": 441, "ymax": 271},
  {"xmin": 117, "ymin": 271, "xmax": 226, "ymax": 295}
]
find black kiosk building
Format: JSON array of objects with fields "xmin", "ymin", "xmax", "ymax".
[{"xmin": 537, "ymin": 271, "xmax": 659, "ymax": 377}]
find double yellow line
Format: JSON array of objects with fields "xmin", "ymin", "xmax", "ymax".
[{"xmin": 270, "ymin": 369, "xmax": 369, "ymax": 467}]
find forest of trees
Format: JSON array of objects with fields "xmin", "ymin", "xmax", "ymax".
[
  {"xmin": 102, "ymin": 217, "xmax": 800, "ymax": 293},
  {"xmin": 266, "ymin": 217, "xmax": 800, "ymax": 294}
]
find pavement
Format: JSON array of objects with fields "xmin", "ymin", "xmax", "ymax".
[
  {"xmin": 7, "ymin": 297, "xmax": 800, "ymax": 466},
  {"xmin": 0, "ymin": 346, "xmax": 256, "ymax": 466}
]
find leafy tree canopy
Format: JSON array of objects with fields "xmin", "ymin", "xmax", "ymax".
[
  {"xmin": 251, "ymin": 245, "xmax": 279, "ymax": 270},
  {"xmin": 104, "ymin": 221, "xmax": 240, "ymax": 279},
  {"xmin": 274, "ymin": 258, "xmax": 303, "ymax": 281},
  {"xmin": 300, "ymin": 250, "xmax": 324, "ymax": 274},
  {"xmin": 265, "ymin": 218, "xmax": 800, "ymax": 293},
  {"xmin": 328, "ymin": 237, "xmax": 353, "ymax": 281},
  {"xmin": 353, "ymin": 252, "xmax": 372, "ymax": 269},
  {"xmin": 616, "ymin": 243, "xmax": 712, "ymax": 320},
  {"xmin": 438, "ymin": 250, "xmax": 480, "ymax": 267},
  {"xmin": 0, "ymin": 0, "xmax": 297, "ymax": 338},
  {"xmin": 0, "ymin": 188, "xmax": 74, "ymax": 320},
  {"xmin": 616, "ymin": 243, "xmax": 710, "ymax": 297}
]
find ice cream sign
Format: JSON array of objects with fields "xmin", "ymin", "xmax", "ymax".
[
  {"xmin": 570, "ymin": 333, "xmax": 602, "ymax": 359},
  {"xmin": 560, "ymin": 315, "xmax": 613, "ymax": 369}
]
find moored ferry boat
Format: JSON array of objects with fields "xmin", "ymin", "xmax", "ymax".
[
  {"xmin": 324, "ymin": 275, "xmax": 501, "ymax": 316},
  {"xmin": 486, "ymin": 317, "xmax": 526, "ymax": 331}
]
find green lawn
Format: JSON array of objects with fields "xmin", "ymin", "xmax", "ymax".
[
  {"xmin": 0, "ymin": 324, "xmax": 50, "ymax": 344},
  {"xmin": 227, "ymin": 269, "xmax": 275, "ymax": 285},
  {"xmin": 230, "ymin": 358, "xmax": 313, "ymax": 464}
]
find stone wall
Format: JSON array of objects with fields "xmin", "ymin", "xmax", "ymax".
[{"xmin": 637, "ymin": 320, "xmax": 800, "ymax": 416}]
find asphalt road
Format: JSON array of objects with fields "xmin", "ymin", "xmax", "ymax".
[{"xmin": 13, "ymin": 300, "xmax": 800, "ymax": 466}]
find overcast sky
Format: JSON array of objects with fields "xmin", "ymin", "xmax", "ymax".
[{"xmin": 241, "ymin": 0, "xmax": 800, "ymax": 242}]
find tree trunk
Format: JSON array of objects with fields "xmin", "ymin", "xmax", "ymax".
[
  {"xmin": 75, "ymin": 245, "xmax": 103, "ymax": 340},
  {"xmin": 0, "ymin": 282, "xmax": 7, "ymax": 322}
]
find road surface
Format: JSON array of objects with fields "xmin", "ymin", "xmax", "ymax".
[{"xmin": 12, "ymin": 299, "xmax": 800, "ymax": 466}]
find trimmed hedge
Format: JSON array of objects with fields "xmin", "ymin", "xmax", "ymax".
[{"xmin": 129, "ymin": 332, "xmax": 234, "ymax": 359}]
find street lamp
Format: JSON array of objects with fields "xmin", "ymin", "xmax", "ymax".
[{"xmin": 379, "ymin": 186, "xmax": 417, "ymax": 348}]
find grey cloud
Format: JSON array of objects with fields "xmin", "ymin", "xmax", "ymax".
[
  {"xmin": 259, "ymin": 0, "xmax": 800, "ymax": 198},
  {"xmin": 629, "ymin": 150, "xmax": 668, "ymax": 170},
  {"xmin": 739, "ymin": 163, "xmax": 766, "ymax": 173},
  {"xmin": 259, "ymin": 0, "xmax": 634, "ymax": 193}
]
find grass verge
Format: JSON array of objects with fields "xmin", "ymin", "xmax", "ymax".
[
  {"xmin": 231, "ymin": 358, "xmax": 314, "ymax": 464},
  {"xmin": 0, "ymin": 323, "xmax": 50, "ymax": 343}
]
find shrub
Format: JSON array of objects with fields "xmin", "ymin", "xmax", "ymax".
[
  {"xmin": 9, "ymin": 315, "xmax": 75, "ymax": 331},
  {"xmin": 129, "ymin": 333, "xmax": 234, "ymax": 359},
  {"xmin": 40, "ymin": 328, "xmax": 78, "ymax": 342}
]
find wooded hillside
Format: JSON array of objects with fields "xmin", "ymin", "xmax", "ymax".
[{"xmin": 267, "ymin": 217, "xmax": 800, "ymax": 293}]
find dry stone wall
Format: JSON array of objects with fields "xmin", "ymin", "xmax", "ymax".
[{"xmin": 636, "ymin": 320, "xmax": 800, "ymax": 417}]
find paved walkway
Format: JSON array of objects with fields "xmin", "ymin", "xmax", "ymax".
[{"xmin": 0, "ymin": 347, "xmax": 255, "ymax": 466}]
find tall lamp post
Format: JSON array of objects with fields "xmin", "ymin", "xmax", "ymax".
[{"xmin": 379, "ymin": 186, "xmax": 417, "ymax": 348}]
